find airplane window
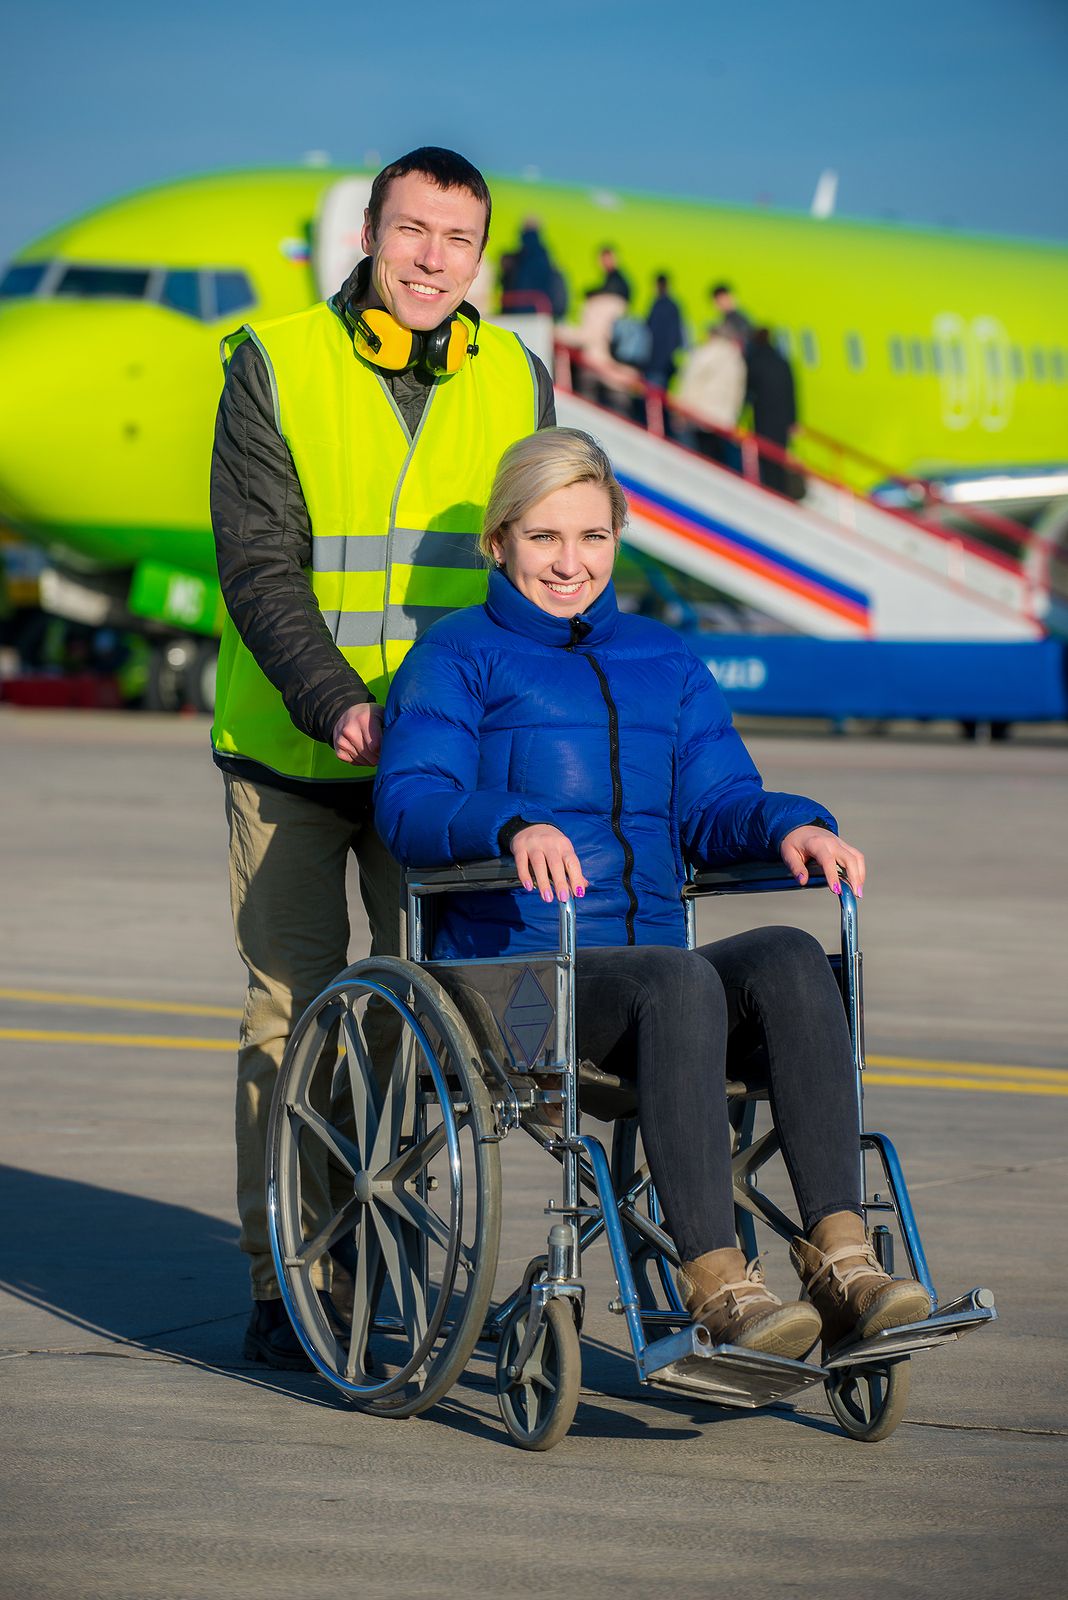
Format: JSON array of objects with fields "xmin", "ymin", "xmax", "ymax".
[
  {"xmin": 909, "ymin": 339, "xmax": 926, "ymax": 373},
  {"xmin": 984, "ymin": 345, "xmax": 1003, "ymax": 380},
  {"xmin": 888, "ymin": 337, "xmax": 905, "ymax": 374},
  {"xmin": 0, "ymin": 262, "xmax": 48, "ymax": 298},
  {"xmin": 161, "ymin": 269, "xmax": 203, "ymax": 319},
  {"xmin": 1009, "ymin": 346, "xmax": 1025, "ymax": 380},
  {"xmin": 928, "ymin": 342, "xmax": 944, "ymax": 374},
  {"xmin": 845, "ymin": 333, "xmax": 864, "ymax": 371},
  {"xmin": 212, "ymin": 271, "xmax": 255, "ymax": 319},
  {"xmin": 1051, "ymin": 350, "xmax": 1065, "ymax": 384},
  {"xmin": 948, "ymin": 341, "xmax": 966, "ymax": 376},
  {"xmin": 800, "ymin": 330, "xmax": 818, "ymax": 367},
  {"xmin": 1031, "ymin": 348, "xmax": 1047, "ymax": 382},
  {"xmin": 774, "ymin": 329, "xmax": 793, "ymax": 359},
  {"xmin": 55, "ymin": 265, "xmax": 151, "ymax": 299}
]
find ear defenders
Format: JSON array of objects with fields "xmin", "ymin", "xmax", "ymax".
[{"xmin": 350, "ymin": 302, "xmax": 481, "ymax": 378}]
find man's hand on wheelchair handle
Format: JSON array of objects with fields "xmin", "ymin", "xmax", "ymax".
[
  {"xmin": 780, "ymin": 825, "xmax": 866, "ymax": 898},
  {"xmin": 332, "ymin": 702, "xmax": 384, "ymax": 765},
  {"xmin": 510, "ymin": 824, "xmax": 588, "ymax": 903}
]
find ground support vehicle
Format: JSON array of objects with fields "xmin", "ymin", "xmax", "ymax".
[{"xmin": 265, "ymin": 860, "xmax": 995, "ymax": 1450}]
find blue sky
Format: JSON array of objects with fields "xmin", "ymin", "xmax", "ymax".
[{"xmin": 3, "ymin": 0, "xmax": 1066, "ymax": 264}]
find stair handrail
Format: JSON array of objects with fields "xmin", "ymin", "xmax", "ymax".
[{"xmin": 553, "ymin": 341, "xmax": 1061, "ymax": 600}]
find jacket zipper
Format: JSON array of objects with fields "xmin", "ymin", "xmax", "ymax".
[{"xmin": 580, "ymin": 648, "xmax": 639, "ymax": 945}]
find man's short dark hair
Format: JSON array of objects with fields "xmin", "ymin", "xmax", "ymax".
[
  {"xmin": 368, "ymin": 146, "xmax": 492, "ymax": 249},
  {"xmin": 711, "ymin": 282, "xmax": 732, "ymax": 298}
]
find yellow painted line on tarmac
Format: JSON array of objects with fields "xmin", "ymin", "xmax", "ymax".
[
  {"xmin": 0, "ymin": 1002, "xmax": 1065, "ymax": 1097},
  {"xmin": 0, "ymin": 1028, "xmax": 231, "ymax": 1052},
  {"xmin": 866, "ymin": 1071, "xmax": 1068, "ymax": 1097},
  {"xmin": 867, "ymin": 1054, "xmax": 1064, "ymax": 1082},
  {"xmin": 0, "ymin": 986, "xmax": 241, "ymax": 1019}
]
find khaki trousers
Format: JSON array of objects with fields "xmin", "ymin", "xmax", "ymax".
[{"xmin": 224, "ymin": 774, "xmax": 403, "ymax": 1299}]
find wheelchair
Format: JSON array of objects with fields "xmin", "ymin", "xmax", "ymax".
[{"xmin": 265, "ymin": 859, "xmax": 996, "ymax": 1451}]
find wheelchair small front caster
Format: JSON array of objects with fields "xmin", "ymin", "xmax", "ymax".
[
  {"xmin": 496, "ymin": 1296, "xmax": 581, "ymax": 1451},
  {"xmin": 825, "ymin": 1358, "xmax": 910, "ymax": 1442}
]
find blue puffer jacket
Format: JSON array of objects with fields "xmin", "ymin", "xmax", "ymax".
[{"xmin": 375, "ymin": 571, "xmax": 836, "ymax": 958}]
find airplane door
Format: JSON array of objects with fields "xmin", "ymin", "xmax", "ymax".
[{"xmin": 315, "ymin": 178, "xmax": 374, "ymax": 298}]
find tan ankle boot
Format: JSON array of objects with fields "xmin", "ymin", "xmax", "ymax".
[
  {"xmin": 790, "ymin": 1211, "xmax": 931, "ymax": 1350},
  {"xmin": 677, "ymin": 1247, "xmax": 822, "ymax": 1359}
]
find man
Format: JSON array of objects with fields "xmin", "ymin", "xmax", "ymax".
[
  {"xmin": 592, "ymin": 244, "xmax": 631, "ymax": 303},
  {"xmin": 644, "ymin": 271, "xmax": 686, "ymax": 395},
  {"xmin": 745, "ymin": 327, "xmax": 799, "ymax": 496},
  {"xmin": 210, "ymin": 146, "xmax": 555, "ymax": 1368},
  {"xmin": 709, "ymin": 281, "xmax": 753, "ymax": 347}
]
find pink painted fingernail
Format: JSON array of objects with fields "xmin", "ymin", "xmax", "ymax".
[
  {"xmin": 831, "ymin": 882, "xmax": 841, "ymax": 895},
  {"xmin": 558, "ymin": 889, "xmax": 568, "ymax": 902},
  {"xmin": 857, "ymin": 886, "xmax": 864, "ymax": 899},
  {"xmin": 542, "ymin": 890, "xmax": 553, "ymax": 903},
  {"xmin": 576, "ymin": 885, "xmax": 585, "ymax": 898},
  {"xmin": 522, "ymin": 880, "xmax": 533, "ymax": 892}
]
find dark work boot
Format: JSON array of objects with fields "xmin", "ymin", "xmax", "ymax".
[{"xmin": 242, "ymin": 1298, "xmax": 313, "ymax": 1371}]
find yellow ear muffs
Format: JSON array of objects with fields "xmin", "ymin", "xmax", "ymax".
[
  {"xmin": 349, "ymin": 298, "xmax": 481, "ymax": 377},
  {"xmin": 421, "ymin": 315, "xmax": 474, "ymax": 378},
  {"xmin": 352, "ymin": 308, "xmax": 418, "ymax": 371}
]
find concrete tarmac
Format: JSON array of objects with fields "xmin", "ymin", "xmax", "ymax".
[{"xmin": 1, "ymin": 710, "xmax": 1066, "ymax": 1599}]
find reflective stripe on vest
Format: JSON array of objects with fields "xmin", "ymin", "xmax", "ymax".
[{"xmin": 211, "ymin": 302, "xmax": 538, "ymax": 781}]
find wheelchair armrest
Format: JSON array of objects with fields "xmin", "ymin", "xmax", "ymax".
[
  {"xmin": 686, "ymin": 862, "xmax": 829, "ymax": 897},
  {"xmin": 406, "ymin": 857, "xmax": 521, "ymax": 897}
]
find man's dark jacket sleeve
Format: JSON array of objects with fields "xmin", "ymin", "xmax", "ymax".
[{"xmin": 211, "ymin": 338, "xmax": 556, "ymax": 748}]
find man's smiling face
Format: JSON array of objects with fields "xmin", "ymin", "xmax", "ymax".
[{"xmin": 361, "ymin": 170, "xmax": 487, "ymax": 332}]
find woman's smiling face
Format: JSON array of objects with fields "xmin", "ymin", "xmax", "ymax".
[{"xmin": 492, "ymin": 481, "xmax": 618, "ymax": 616}]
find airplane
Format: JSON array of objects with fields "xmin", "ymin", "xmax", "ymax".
[{"xmin": 1, "ymin": 164, "xmax": 1066, "ymax": 709}]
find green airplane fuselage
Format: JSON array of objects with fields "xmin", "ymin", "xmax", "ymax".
[{"xmin": 1, "ymin": 167, "xmax": 1066, "ymax": 628}]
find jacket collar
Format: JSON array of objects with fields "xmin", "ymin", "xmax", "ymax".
[{"xmin": 485, "ymin": 567, "xmax": 620, "ymax": 648}]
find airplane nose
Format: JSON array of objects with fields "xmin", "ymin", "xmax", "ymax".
[{"xmin": 0, "ymin": 298, "xmax": 216, "ymax": 568}]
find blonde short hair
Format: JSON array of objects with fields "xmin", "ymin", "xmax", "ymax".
[{"xmin": 479, "ymin": 428, "xmax": 628, "ymax": 562}]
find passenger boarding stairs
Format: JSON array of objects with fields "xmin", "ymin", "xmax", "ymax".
[{"xmin": 553, "ymin": 386, "xmax": 1047, "ymax": 643}]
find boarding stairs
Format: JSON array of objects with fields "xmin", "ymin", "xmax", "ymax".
[{"xmin": 551, "ymin": 353, "xmax": 1050, "ymax": 642}]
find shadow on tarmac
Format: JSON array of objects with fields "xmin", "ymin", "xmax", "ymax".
[
  {"xmin": 0, "ymin": 1162, "xmax": 340, "ymax": 1407},
  {"xmin": 0, "ymin": 1163, "xmax": 843, "ymax": 1439}
]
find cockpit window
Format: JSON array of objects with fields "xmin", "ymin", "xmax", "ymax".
[
  {"xmin": 0, "ymin": 259, "xmax": 257, "ymax": 321},
  {"xmin": 0, "ymin": 262, "xmax": 48, "ymax": 298},
  {"xmin": 161, "ymin": 269, "xmax": 202, "ymax": 318},
  {"xmin": 55, "ymin": 265, "xmax": 152, "ymax": 299},
  {"xmin": 212, "ymin": 271, "xmax": 255, "ymax": 319}
]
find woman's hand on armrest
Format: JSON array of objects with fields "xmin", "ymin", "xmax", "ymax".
[
  {"xmin": 511, "ymin": 825, "xmax": 588, "ymax": 903},
  {"xmin": 780, "ymin": 826, "xmax": 866, "ymax": 898}
]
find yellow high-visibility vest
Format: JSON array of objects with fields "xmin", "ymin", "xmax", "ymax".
[{"xmin": 211, "ymin": 301, "xmax": 539, "ymax": 779}]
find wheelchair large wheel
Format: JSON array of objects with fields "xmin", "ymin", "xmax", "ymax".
[
  {"xmin": 266, "ymin": 956, "xmax": 502, "ymax": 1417},
  {"xmin": 496, "ymin": 1296, "xmax": 581, "ymax": 1451},
  {"xmin": 825, "ymin": 1358, "xmax": 910, "ymax": 1442}
]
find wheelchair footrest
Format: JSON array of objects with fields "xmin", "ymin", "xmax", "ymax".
[
  {"xmin": 641, "ymin": 1325, "xmax": 825, "ymax": 1408},
  {"xmin": 823, "ymin": 1287, "xmax": 997, "ymax": 1370}
]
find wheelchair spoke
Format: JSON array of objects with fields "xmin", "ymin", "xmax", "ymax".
[
  {"xmin": 369, "ymin": 1027, "xmax": 419, "ymax": 1174},
  {"xmin": 378, "ymin": 1185, "xmax": 472, "ymax": 1274},
  {"xmin": 376, "ymin": 1120, "xmax": 447, "ymax": 1187},
  {"xmin": 288, "ymin": 1100, "xmax": 360, "ymax": 1176},
  {"xmin": 345, "ymin": 1223, "xmax": 384, "ymax": 1380},
  {"xmin": 372, "ymin": 1205, "xmax": 430, "ymax": 1368},
  {"xmin": 291, "ymin": 1196, "xmax": 360, "ymax": 1273},
  {"xmin": 341, "ymin": 1007, "xmax": 379, "ymax": 1166}
]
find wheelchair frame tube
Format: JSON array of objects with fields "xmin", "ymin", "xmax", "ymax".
[{"xmin": 578, "ymin": 1133, "xmax": 649, "ymax": 1365}]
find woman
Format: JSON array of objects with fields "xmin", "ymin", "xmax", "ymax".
[{"xmin": 374, "ymin": 428, "xmax": 930, "ymax": 1358}]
